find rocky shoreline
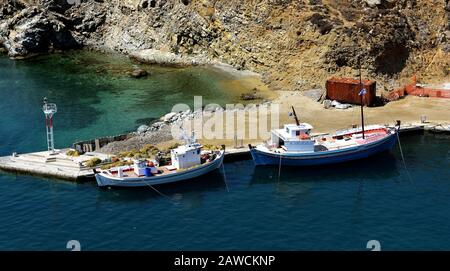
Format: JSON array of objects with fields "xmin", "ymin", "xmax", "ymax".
[
  {"xmin": 2, "ymin": 0, "xmax": 449, "ymax": 154},
  {"xmin": 99, "ymin": 89, "xmax": 450, "ymax": 154},
  {"xmin": 100, "ymin": 99, "xmax": 275, "ymax": 154},
  {"xmin": 1, "ymin": 0, "xmax": 449, "ymax": 92}
]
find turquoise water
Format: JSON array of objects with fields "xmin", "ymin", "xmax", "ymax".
[
  {"xmin": 0, "ymin": 53, "xmax": 450, "ymax": 250},
  {"xmin": 0, "ymin": 51, "xmax": 251, "ymax": 154}
]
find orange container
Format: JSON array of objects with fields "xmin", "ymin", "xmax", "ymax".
[{"xmin": 326, "ymin": 77, "xmax": 376, "ymax": 106}]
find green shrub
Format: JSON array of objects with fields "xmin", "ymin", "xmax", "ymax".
[
  {"xmin": 160, "ymin": 143, "xmax": 181, "ymax": 152},
  {"xmin": 140, "ymin": 144, "xmax": 159, "ymax": 156},
  {"xmin": 118, "ymin": 149, "xmax": 139, "ymax": 158},
  {"xmin": 203, "ymin": 144, "xmax": 220, "ymax": 151},
  {"xmin": 85, "ymin": 157, "xmax": 102, "ymax": 167},
  {"xmin": 66, "ymin": 150, "xmax": 80, "ymax": 157},
  {"xmin": 100, "ymin": 160, "xmax": 133, "ymax": 170}
]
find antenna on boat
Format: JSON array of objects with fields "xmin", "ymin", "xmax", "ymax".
[
  {"xmin": 291, "ymin": 106, "xmax": 300, "ymax": 126},
  {"xmin": 358, "ymin": 61, "xmax": 366, "ymax": 140},
  {"xmin": 179, "ymin": 125, "xmax": 197, "ymax": 145}
]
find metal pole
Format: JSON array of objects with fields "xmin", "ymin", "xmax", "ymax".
[
  {"xmin": 50, "ymin": 115, "xmax": 54, "ymax": 152},
  {"xmin": 291, "ymin": 106, "xmax": 300, "ymax": 126},
  {"xmin": 360, "ymin": 94, "xmax": 365, "ymax": 139},
  {"xmin": 43, "ymin": 98, "xmax": 56, "ymax": 154},
  {"xmin": 359, "ymin": 64, "xmax": 365, "ymax": 139}
]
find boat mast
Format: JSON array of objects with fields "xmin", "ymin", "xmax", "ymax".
[
  {"xmin": 359, "ymin": 64, "xmax": 365, "ymax": 139},
  {"xmin": 291, "ymin": 106, "xmax": 300, "ymax": 126}
]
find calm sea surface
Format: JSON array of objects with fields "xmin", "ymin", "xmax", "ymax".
[{"xmin": 0, "ymin": 52, "xmax": 449, "ymax": 250}]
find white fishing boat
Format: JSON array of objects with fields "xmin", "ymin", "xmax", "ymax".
[
  {"xmin": 250, "ymin": 90, "xmax": 400, "ymax": 166},
  {"xmin": 95, "ymin": 134, "xmax": 225, "ymax": 188},
  {"xmin": 249, "ymin": 120, "xmax": 399, "ymax": 166}
]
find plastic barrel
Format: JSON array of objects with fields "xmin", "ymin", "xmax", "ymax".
[{"xmin": 144, "ymin": 167, "xmax": 153, "ymax": 177}]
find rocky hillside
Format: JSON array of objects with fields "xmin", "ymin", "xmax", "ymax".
[{"xmin": 1, "ymin": 0, "xmax": 449, "ymax": 92}]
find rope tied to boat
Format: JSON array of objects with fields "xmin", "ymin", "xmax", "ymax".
[
  {"xmin": 395, "ymin": 125, "xmax": 414, "ymax": 184},
  {"xmin": 141, "ymin": 181, "xmax": 178, "ymax": 204},
  {"xmin": 277, "ymin": 153, "xmax": 282, "ymax": 182},
  {"xmin": 221, "ymin": 162, "xmax": 229, "ymax": 192}
]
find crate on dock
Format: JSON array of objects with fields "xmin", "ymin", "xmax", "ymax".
[{"xmin": 326, "ymin": 77, "xmax": 376, "ymax": 106}]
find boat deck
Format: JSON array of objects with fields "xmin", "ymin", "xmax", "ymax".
[
  {"xmin": 107, "ymin": 165, "xmax": 178, "ymax": 178},
  {"xmin": 270, "ymin": 128, "xmax": 391, "ymax": 153},
  {"xmin": 104, "ymin": 157, "xmax": 220, "ymax": 179}
]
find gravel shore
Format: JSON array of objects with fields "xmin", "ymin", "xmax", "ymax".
[{"xmin": 99, "ymin": 90, "xmax": 450, "ymax": 154}]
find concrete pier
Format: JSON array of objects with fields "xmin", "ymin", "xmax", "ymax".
[
  {"xmin": 0, "ymin": 122, "xmax": 448, "ymax": 182},
  {"xmin": 0, "ymin": 149, "xmax": 111, "ymax": 181}
]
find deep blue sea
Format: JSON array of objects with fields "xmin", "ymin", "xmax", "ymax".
[{"xmin": 0, "ymin": 52, "xmax": 449, "ymax": 250}]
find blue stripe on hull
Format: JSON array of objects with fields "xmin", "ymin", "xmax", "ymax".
[{"xmin": 250, "ymin": 133, "xmax": 398, "ymax": 166}]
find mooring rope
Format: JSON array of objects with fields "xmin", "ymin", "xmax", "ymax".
[
  {"xmin": 396, "ymin": 130, "xmax": 414, "ymax": 184},
  {"xmin": 277, "ymin": 152, "xmax": 282, "ymax": 182},
  {"xmin": 221, "ymin": 162, "xmax": 229, "ymax": 192},
  {"xmin": 141, "ymin": 181, "xmax": 177, "ymax": 203}
]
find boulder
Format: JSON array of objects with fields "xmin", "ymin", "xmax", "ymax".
[
  {"xmin": 129, "ymin": 49, "xmax": 202, "ymax": 67},
  {"xmin": 1, "ymin": 7, "xmax": 79, "ymax": 58},
  {"xmin": 162, "ymin": 112, "xmax": 177, "ymax": 122},
  {"xmin": 365, "ymin": 0, "xmax": 382, "ymax": 7},
  {"xmin": 130, "ymin": 68, "xmax": 149, "ymax": 78},
  {"xmin": 137, "ymin": 124, "xmax": 150, "ymax": 134}
]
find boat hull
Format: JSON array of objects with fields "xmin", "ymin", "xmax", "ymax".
[
  {"xmin": 95, "ymin": 151, "xmax": 225, "ymax": 188},
  {"xmin": 250, "ymin": 132, "xmax": 398, "ymax": 166}
]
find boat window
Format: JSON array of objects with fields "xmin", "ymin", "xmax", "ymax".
[
  {"xmin": 296, "ymin": 131, "xmax": 300, "ymax": 136},
  {"xmin": 197, "ymin": 149, "xmax": 201, "ymax": 154}
]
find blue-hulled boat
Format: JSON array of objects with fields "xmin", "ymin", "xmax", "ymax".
[
  {"xmin": 249, "ymin": 124, "xmax": 398, "ymax": 166},
  {"xmin": 249, "ymin": 103, "xmax": 399, "ymax": 166}
]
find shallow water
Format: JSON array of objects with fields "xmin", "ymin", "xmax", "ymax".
[
  {"xmin": 0, "ymin": 51, "xmax": 261, "ymax": 154},
  {"xmin": 0, "ymin": 52, "xmax": 449, "ymax": 250}
]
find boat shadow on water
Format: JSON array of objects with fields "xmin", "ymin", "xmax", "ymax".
[
  {"xmin": 250, "ymin": 151, "xmax": 400, "ymax": 185},
  {"xmin": 95, "ymin": 170, "xmax": 227, "ymax": 203}
]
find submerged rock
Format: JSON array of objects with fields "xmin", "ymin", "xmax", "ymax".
[
  {"xmin": 130, "ymin": 68, "xmax": 149, "ymax": 78},
  {"xmin": 240, "ymin": 89, "xmax": 262, "ymax": 101}
]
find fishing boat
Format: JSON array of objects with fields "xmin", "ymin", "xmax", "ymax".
[
  {"xmin": 249, "ymin": 79, "xmax": 400, "ymax": 166},
  {"xmin": 95, "ymin": 134, "xmax": 225, "ymax": 188}
]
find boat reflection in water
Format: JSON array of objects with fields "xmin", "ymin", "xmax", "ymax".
[
  {"xmin": 95, "ymin": 170, "xmax": 227, "ymax": 207},
  {"xmin": 250, "ymin": 152, "xmax": 399, "ymax": 185},
  {"xmin": 249, "ymin": 152, "xmax": 400, "ymax": 202}
]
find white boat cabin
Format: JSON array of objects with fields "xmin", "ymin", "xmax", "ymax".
[
  {"xmin": 134, "ymin": 159, "xmax": 148, "ymax": 176},
  {"xmin": 171, "ymin": 143, "xmax": 202, "ymax": 170},
  {"xmin": 269, "ymin": 123, "xmax": 315, "ymax": 153}
]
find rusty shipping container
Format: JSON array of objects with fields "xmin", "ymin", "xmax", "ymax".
[{"xmin": 326, "ymin": 77, "xmax": 376, "ymax": 106}]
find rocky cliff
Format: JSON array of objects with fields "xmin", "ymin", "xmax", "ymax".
[{"xmin": 1, "ymin": 0, "xmax": 449, "ymax": 92}]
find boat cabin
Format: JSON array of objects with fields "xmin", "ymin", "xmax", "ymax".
[
  {"xmin": 134, "ymin": 159, "xmax": 148, "ymax": 176},
  {"xmin": 171, "ymin": 143, "xmax": 202, "ymax": 170},
  {"xmin": 269, "ymin": 123, "xmax": 315, "ymax": 153}
]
